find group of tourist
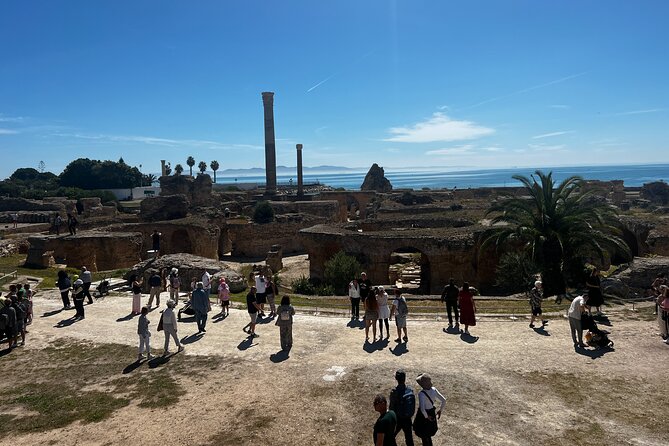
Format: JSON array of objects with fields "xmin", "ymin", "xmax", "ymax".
[
  {"xmin": 651, "ymin": 272, "xmax": 669, "ymax": 343},
  {"xmin": 55, "ymin": 266, "xmax": 95, "ymax": 320},
  {"xmin": 0, "ymin": 283, "xmax": 34, "ymax": 350}
]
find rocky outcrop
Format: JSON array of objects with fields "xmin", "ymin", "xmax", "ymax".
[
  {"xmin": 159, "ymin": 174, "xmax": 213, "ymax": 207},
  {"xmin": 124, "ymin": 253, "xmax": 246, "ymax": 294},
  {"xmin": 606, "ymin": 256, "xmax": 669, "ymax": 297},
  {"xmin": 140, "ymin": 194, "xmax": 190, "ymax": 221},
  {"xmin": 361, "ymin": 164, "xmax": 392, "ymax": 193},
  {"xmin": 0, "ymin": 197, "xmax": 65, "ymax": 212}
]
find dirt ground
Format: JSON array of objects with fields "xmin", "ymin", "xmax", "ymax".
[{"xmin": 1, "ymin": 281, "xmax": 667, "ymax": 446}]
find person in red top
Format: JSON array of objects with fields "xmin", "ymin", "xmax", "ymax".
[{"xmin": 458, "ymin": 282, "xmax": 477, "ymax": 335}]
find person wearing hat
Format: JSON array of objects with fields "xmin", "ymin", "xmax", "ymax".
[
  {"xmin": 372, "ymin": 394, "xmax": 397, "ymax": 446},
  {"xmin": 413, "ymin": 373, "xmax": 446, "ymax": 446},
  {"xmin": 161, "ymin": 300, "xmax": 184, "ymax": 354},
  {"xmin": 218, "ymin": 277, "xmax": 231, "ymax": 316},
  {"xmin": 389, "ymin": 369, "xmax": 415, "ymax": 446},
  {"xmin": 529, "ymin": 280, "xmax": 548, "ymax": 329},
  {"xmin": 191, "ymin": 281, "xmax": 211, "ymax": 333},
  {"xmin": 72, "ymin": 274, "xmax": 85, "ymax": 320}
]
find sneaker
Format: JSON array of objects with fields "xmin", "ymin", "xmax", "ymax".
[
  {"xmin": 394, "ymin": 337, "xmax": 401, "ymax": 343},
  {"xmin": 147, "ymin": 354, "xmax": 154, "ymax": 360},
  {"xmin": 137, "ymin": 354, "xmax": 144, "ymax": 361},
  {"xmin": 542, "ymin": 320, "xmax": 548, "ymax": 325},
  {"xmin": 202, "ymin": 328, "xmax": 206, "ymax": 333},
  {"xmin": 251, "ymin": 333, "xmax": 259, "ymax": 338},
  {"xmin": 403, "ymin": 336, "xmax": 408, "ymax": 342},
  {"xmin": 529, "ymin": 323, "xmax": 535, "ymax": 328}
]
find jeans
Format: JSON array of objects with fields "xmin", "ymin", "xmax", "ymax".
[
  {"xmin": 445, "ymin": 299, "xmax": 459, "ymax": 325},
  {"xmin": 395, "ymin": 416, "xmax": 414, "ymax": 446},
  {"xmin": 73, "ymin": 297, "xmax": 85, "ymax": 318},
  {"xmin": 195, "ymin": 310, "xmax": 208, "ymax": 332},
  {"xmin": 569, "ymin": 317, "xmax": 583, "ymax": 346},
  {"xmin": 83, "ymin": 282, "xmax": 93, "ymax": 303},
  {"xmin": 350, "ymin": 298, "xmax": 360, "ymax": 319},
  {"xmin": 138, "ymin": 334, "xmax": 150, "ymax": 356},
  {"xmin": 60, "ymin": 290, "xmax": 71, "ymax": 308}
]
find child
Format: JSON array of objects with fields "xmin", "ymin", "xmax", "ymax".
[
  {"xmin": 137, "ymin": 306, "xmax": 152, "ymax": 361},
  {"xmin": 218, "ymin": 277, "xmax": 230, "ymax": 316},
  {"xmin": 23, "ymin": 283, "xmax": 34, "ymax": 326}
]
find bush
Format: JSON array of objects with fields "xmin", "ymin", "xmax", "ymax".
[
  {"xmin": 324, "ymin": 251, "xmax": 361, "ymax": 295},
  {"xmin": 292, "ymin": 275, "xmax": 316, "ymax": 295},
  {"xmin": 253, "ymin": 201, "xmax": 274, "ymax": 224},
  {"xmin": 494, "ymin": 251, "xmax": 539, "ymax": 294},
  {"xmin": 316, "ymin": 284, "xmax": 335, "ymax": 296}
]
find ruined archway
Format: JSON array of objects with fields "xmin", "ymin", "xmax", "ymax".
[
  {"xmin": 346, "ymin": 195, "xmax": 361, "ymax": 220},
  {"xmin": 170, "ymin": 229, "xmax": 193, "ymax": 254},
  {"xmin": 388, "ymin": 247, "xmax": 430, "ymax": 294}
]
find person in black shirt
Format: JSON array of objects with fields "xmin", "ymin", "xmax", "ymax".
[
  {"xmin": 243, "ymin": 286, "xmax": 261, "ymax": 337},
  {"xmin": 373, "ymin": 394, "xmax": 397, "ymax": 446},
  {"xmin": 359, "ymin": 272, "xmax": 372, "ymax": 302},
  {"xmin": 151, "ymin": 230, "xmax": 162, "ymax": 257},
  {"xmin": 440, "ymin": 278, "xmax": 460, "ymax": 327},
  {"xmin": 148, "ymin": 272, "xmax": 162, "ymax": 308}
]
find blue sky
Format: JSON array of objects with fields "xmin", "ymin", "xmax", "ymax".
[{"xmin": 1, "ymin": 1, "xmax": 668, "ymax": 179}]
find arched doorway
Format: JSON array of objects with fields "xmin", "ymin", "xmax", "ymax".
[
  {"xmin": 170, "ymin": 229, "xmax": 193, "ymax": 254},
  {"xmin": 388, "ymin": 247, "xmax": 430, "ymax": 294}
]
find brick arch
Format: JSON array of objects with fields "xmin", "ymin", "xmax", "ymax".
[{"xmin": 387, "ymin": 246, "xmax": 431, "ymax": 294}]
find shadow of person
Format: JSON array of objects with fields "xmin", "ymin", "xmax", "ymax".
[
  {"xmin": 41, "ymin": 309, "xmax": 63, "ymax": 318},
  {"xmin": 116, "ymin": 313, "xmax": 136, "ymax": 322},
  {"xmin": 180, "ymin": 332, "xmax": 204, "ymax": 345},
  {"xmin": 594, "ymin": 314, "xmax": 612, "ymax": 326},
  {"xmin": 54, "ymin": 317, "xmax": 78, "ymax": 328},
  {"xmin": 256, "ymin": 316, "xmax": 273, "ymax": 325},
  {"xmin": 0, "ymin": 348, "xmax": 12, "ymax": 358},
  {"xmin": 237, "ymin": 336, "xmax": 257, "ymax": 351},
  {"xmin": 443, "ymin": 326, "xmax": 461, "ymax": 335},
  {"xmin": 347, "ymin": 319, "xmax": 365, "ymax": 329},
  {"xmin": 148, "ymin": 355, "xmax": 171, "ymax": 369},
  {"xmin": 363, "ymin": 340, "xmax": 377, "ymax": 353},
  {"xmin": 389, "ymin": 342, "xmax": 409, "ymax": 356},
  {"xmin": 460, "ymin": 332, "xmax": 479, "ymax": 344},
  {"xmin": 532, "ymin": 326, "xmax": 551, "ymax": 336},
  {"xmin": 270, "ymin": 349, "xmax": 290, "ymax": 363},
  {"xmin": 122, "ymin": 360, "xmax": 143, "ymax": 374},
  {"xmin": 575, "ymin": 345, "xmax": 612, "ymax": 359},
  {"xmin": 212, "ymin": 311, "xmax": 227, "ymax": 323},
  {"xmin": 376, "ymin": 338, "xmax": 390, "ymax": 351}
]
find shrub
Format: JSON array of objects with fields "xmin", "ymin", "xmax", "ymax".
[
  {"xmin": 494, "ymin": 251, "xmax": 540, "ymax": 294},
  {"xmin": 316, "ymin": 284, "xmax": 335, "ymax": 296},
  {"xmin": 324, "ymin": 251, "xmax": 361, "ymax": 295},
  {"xmin": 253, "ymin": 201, "xmax": 275, "ymax": 224},
  {"xmin": 292, "ymin": 275, "xmax": 316, "ymax": 295}
]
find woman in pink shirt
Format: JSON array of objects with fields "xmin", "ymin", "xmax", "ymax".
[{"xmin": 218, "ymin": 277, "xmax": 230, "ymax": 316}]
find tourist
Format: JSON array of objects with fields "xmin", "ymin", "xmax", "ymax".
[
  {"xmin": 202, "ymin": 269, "xmax": 212, "ymax": 295},
  {"xmin": 650, "ymin": 272, "xmax": 667, "ymax": 315},
  {"xmin": 0, "ymin": 297, "xmax": 17, "ymax": 350},
  {"xmin": 388, "ymin": 369, "xmax": 415, "ymax": 446},
  {"xmin": 266, "ymin": 274, "xmax": 278, "ymax": 318},
  {"xmin": 54, "ymin": 213, "xmax": 62, "ymax": 235},
  {"xmin": 377, "ymin": 286, "xmax": 391, "ymax": 339},
  {"xmin": 11, "ymin": 212, "xmax": 18, "ymax": 229},
  {"xmin": 9, "ymin": 287, "xmax": 27, "ymax": 347},
  {"xmin": 458, "ymin": 282, "xmax": 476, "ymax": 335},
  {"xmin": 80, "ymin": 266, "xmax": 93, "ymax": 304},
  {"xmin": 168, "ymin": 268, "xmax": 181, "ymax": 302},
  {"xmin": 151, "ymin": 229, "xmax": 161, "ymax": 257},
  {"xmin": 255, "ymin": 271, "xmax": 267, "ymax": 317},
  {"xmin": 57, "ymin": 270, "xmax": 72, "ymax": 309},
  {"xmin": 657, "ymin": 285, "xmax": 669, "ymax": 343},
  {"xmin": 440, "ymin": 278, "xmax": 460, "ymax": 328},
  {"xmin": 243, "ymin": 286, "xmax": 261, "ymax": 337},
  {"xmin": 568, "ymin": 294, "xmax": 589, "ymax": 349},
  {"xmin": 529, "ymin": 280, "xmax": 548, "ymax": 329},
  {"xmin": 413, "ymin": 373, "xmax": 445, "ymax": 446},
  {"xmin": 161, "ymin": 300, "xmax": 184, "ymax": 354},
  {"xmin": 191, "ymin": 281, "xmax": 211, "ymax": 333},
  {"xmin": 23, "ymin": 283, "xmax": 34, "ymax": 325},
  {"xmin": 586, "ymin": 267, "xmax": 604, "ymax": 316},
  {"xmin": 137, "ymin": 306, "xmax": 152, "ymax": 361},
  {"xmin": 390, "ymin": 288, "xmax": 409, "ymax": 343},
  {"xmin": 372, "ymin": 394, "xmax": 397, "ymax": 446},
  {"xmin": 67, "ymin": 213, "xmax": 78, "ymax": 235},
  {"xmin": 218, "ymin": 277, "xmax": 230, "ymax": 315},
  {"xmin": 359, "ymin": 272, "xmax": 372, "ymax": 302},
  {"xmin": 147, "ymin": 271, "xmax": 162, "ymax": 308},
  {"xmin": 188, "ymin": 276, "xmax": 197, "ymax": 300},
  {"xmin": 349, "ymin": 278, "xmax": 361, "ymax": 320},
  {"xmin": 275, "ymin": 295, "xmax": 295, "ymax": 351},
  {"xmin": 72, "ymin": 275, "xmax": 85, "ymax": 320},
  {"xmin": 131, "ymin": 275, "xmax": 143, "ymax": 315},
  {"xmin": 247, "ymin": 271, "xmax": 256, "ymax": 288},
  {"xmin": 364, "ymin": 288, "xmax": 379, "ymax": 342}
]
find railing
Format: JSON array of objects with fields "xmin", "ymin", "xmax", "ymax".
[{"xmin": 0, "ymin": 270, "xmax": 18, "ymax": 286}]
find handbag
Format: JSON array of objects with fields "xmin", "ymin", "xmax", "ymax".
[
  {"xmin": 413, "ymin": 390, "xmax": 438, "ymax": 437},
  {"xmin": 157, "ymin": 313, "xmax": 164, "ymax": 331}
]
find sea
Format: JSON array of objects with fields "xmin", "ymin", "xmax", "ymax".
[{"xmin": 215, "ymin": 164, "xmax": 669, "ymax": 190}]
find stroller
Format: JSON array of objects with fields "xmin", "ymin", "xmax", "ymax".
[
  {"xmin": 96, "ymin": 277, "xmax": 110, "ymax": 297},
  {"xmin": 582, "ymin": 313, "xmax": 614, "ymax": 349},
  {"xmin": 177, "ymin": 300, "xmax": 194, "ymax": 321}
]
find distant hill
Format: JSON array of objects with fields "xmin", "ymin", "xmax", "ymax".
[{"xmin": 220, "ymin": 165, "xmax": 362, "ymax": 176}]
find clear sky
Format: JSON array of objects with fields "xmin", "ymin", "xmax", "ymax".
[{"xmin": 1, "ymin": 1, "xmax": 668, "ymax": 179}]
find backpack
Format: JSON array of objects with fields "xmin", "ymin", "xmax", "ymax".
[
  {"xmin": 390, "ymin": 385, "xmax": 416, "ymax": 419},
  {"xmin": 0, "ymin": 307, "xmax": 8, "ymax": 330},
  {"xmin": 397, "ymin": 297, "xmax": 409, "ymax": 316}
]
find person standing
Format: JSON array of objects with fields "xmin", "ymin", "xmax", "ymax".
[
  {"xmin": 148, "ymin": 272, "xmax": 162, "ymax": 308},
  {"xmin": 458, "ymin": 282, "xmax": 476, "ymax": 335},
  {"xmin": 57, "ymin": 270, "xmax": 72, "ymax": 309},
  {"xmin": 568, "ymin": 294, "xmax": 589, "ymax": 348},
  {"xmin": 586, "ymin": 267, "xmax": 604, "ymax": 316},
  {"xmin": 657, "ymin": 285, "xmax": 669, "ymax": 343},
  {"xmin": 11, "ymin": 212, "xmax": 18, "ymax": 229},
  {"xmin": 168, "ymin": 269, "xmax": 181, "ymax": 302},
  {"xmin": 349, "ymin": 278, "xmax": 361, "ymax": 320},
  {"xmin": 373, "ymin": 394, "xmax": 398, "ymax": 446},
  {"xmin": 161, "ymin": 300, "xmax": 184, "ymax": 354},
  {"xmin": 275, "ymin": 296, "xmax": 296, "ymax": 351},
  {"xmin": 202, "ymin": 270, "xmax": 212, "ymax": 295},
  {"xmin": 377, "ymin": 286, "xmax": 391, "ymax": 339},
  {"xmin": 80, "ymin": 266, "xmax": 94, "ymax": 304},
  {"xmin": 131, "ymin": 275, "xmax": 143, "ymax": 315},
  {"xmin": 389, "ymin": 369, "xmax": 415, "ymax": 446},
  {"xmin": 390, "ymin": 288, "xmax": 409, "ymax": 343},
  {"xmin": 440, "ymin": 278, "xmax": 459, "ymax": 328},
  {"xmin": 218, "ymin": 277, "xmax": 230, "ymax": 316},
  {"xmin": 67, "ymin": 213, "xmax": 78, "ymax": 235},
  {"xmin": 243, "ymin": 286, "xmax": 261, "ymax": 337},
  {"xmin": 255, "ymin": 272, "xmax": 267, "ymax": 317},
  {"xmin": 72, "ymin": 275, "xmax": 85, "ymax": 320},
  {"xmin": 364, "ymin": 289, "xmax": 379, "ymax": 343},
  {"xmin": 265, "ymin": 275, "xmax": 278, "ymax": 318},
  {"xmin": 413, "ymin": 373, "xmax": 446, "ymax": 446},
  {"xmin": 54, "ymin": 213, "xmax": 62, "ymax": 235},
  {"xmin": 650, "ymin": 273, "xmax": 667, "ymax": 315},
  {"xmin": 359, "ymin": 272, "xmax": 372, "ymax": 302},
  {"xmin": 151, "ymin": 229, "xmax": 162, "ymax": 257},
  {"xmin": 1, "ymin": 297, "xmax": 18, "ymax": 351},
  {"xmin": 191, "ymin": 282, "xmax": 211, "ymax": 333},
  {"xmin": 529, "ymin": 280, "xmax": 548, "ymax": 329},
  {"xmin": 137, "ymin": 306, "xmax": 152, "ymax": 361}
]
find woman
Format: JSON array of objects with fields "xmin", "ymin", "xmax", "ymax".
[
  {"xmin": 265, "ymin": 275, "xmax": 278, "ymax": 318},
  {"xmin": 131, "ymin": 275, "xmax": 143, "ymax": 315},
  {"xmin": 168, "ymin": 268, "xmax": 181, "ymax": 302},
  {"xmin": 162, "ymin": 300, "xmax": 184, "ymax": 354},
  {"xmin": 414, "ymin": 373, "xmax": 446, "ymax": 446},
  {"xmin": 56, "ymin": 270, "xmax": 72, "ymax": 309},
  {"xmin": 458, "ymin": 282, "xmax": 476, "ymax": 335},
  {"xmin": 275, "ymin": 296, "xmax": 296, "ymax": 351},
  {"xmin": 364, "ymin": 287, "xmax": 379, "ymax": 342},
  {"xmin": 586, "ymin": 267, "xmax": 604, "ymax": 316},
  {"xmin": 376, "ymin": 286, "xmax": 390, "ymax": 339},
  {"xmin": 218, "ymin": 277, "xmax": 230, "ymax": 316},
  {"xmin": 658, "ymin": 285, "xmax": 669, "ymax": 343},
  {"xmin": 348, "ymin": 278, "xmax": 361, "ymax": 320}
]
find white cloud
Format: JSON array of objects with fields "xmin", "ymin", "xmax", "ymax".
[
  {"xmin": 480, "ymin": 146, "xmax": 504, "ymax": 152},
  {"xmin": 528, "ymin": 143, "xmax": 566, "ymax": 151},
  {"xmin": 612, "ymin": 108, "xmax": 665, "ymax": 116},
  {"xmin": 386, "ymin": 148, "xmax": 401, "ymax": 153},
  {"xmin": 53, "ymin": 132, "xmax": 262, "ymax": 150},
  {"xmin": 0, "ymin": 129, "xmax": 18, "ymax": 135},
  {"xmin": 0, "ymin": 114, "xmax": 24, "ymax": 122},
  {"xmin": 426, "ymin": 145, "xmax": 475, "ymax": 156},
  {"xmin": 532, "ymin": 130, "xmax": 574, "ymax": 139},
  {"xmin": 550, "ymin": 104, "xmax": 570, "ymax": 109},
  {"xmin": 385, "ymin": 113, "xmax": 494, "ymax": 143}
]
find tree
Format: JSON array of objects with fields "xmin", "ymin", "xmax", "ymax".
[
  {"xmin": 187, "ymin": 156, "xmax": 195, "ymax": 176},
  {"xmin": 480, "ymin": 170, "xmax": 631, "ymax": 297},
  {"xmin": 198, "ymin": 161, "xmax": 207, "ymax": 174},
  {"xmin": 210, "ymin": 160, "xmax": 220, "ymax": 183},
  {"xmin": 60, "ymin": 158, "xmax": 142, "ymax": 189},
  {"xmin": 174, "ymin": 164, "xmax": 184, "ymax": 175},
  {"xmin": 324, "ymin": 251, "xmax": 362, "ymax": 295},
  {"xmin": 38, "ymin": 160, "xmax": 46, "ymax": 173},
  {"xmin": 143, "ymin": 173, "xmax": 157, "ymax": 185},
  {"xmin": 253, "ymin": 201, "xmax": 274, "ymax": 224}
]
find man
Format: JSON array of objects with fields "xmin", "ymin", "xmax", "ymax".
[
  {"xmin": 373, "ymin": 394, "xmax": 398, "ymax": 446},
  {"xmin": 147, "ymin": 271, "xmax": 162, "ymax": 308},
  {"xmin": 202, "ymin": 270, "xmax": 212, "ymax": 295},
  {"xmin": 440, "ymin": 278, "xmax": 459, "ymax": 328},
  {"xmin": 191, "ymin": 282, "xmax": 211, "ymax": 333},
  {"xmin": 529, "ymin": 280, "xmax": 548, "ymax": 328},
  {"xmin": 359, "ymin": 272, "xmax": 372, "ymax": 302},
  {"xmin": 568, "ymin": 294, "xmax": 588, "ymax": 348},
  {"xmin": 151, "ymin": 229, "xmax": 161, "ymax": 257},
  {"xmin": 254, "ymin": 272, "xmax": 267, "ymax": 317},
  {"xmin": 80, "ymin": 266, "xmax": 94, "ymax": 304},
  {"xmin": 390, "ymin": 288, "xmax": 409, "ymax": 343},
  {"xmin": 72, "ymin": 275, "xmax": 85, "ymax": 320},
  {"xmin": 0, "ymin": 297, "xmax": 17, "ymax": 351},
  {"xmin": 11, "ymin": 213, "xmax": 18, "ymax": 229},
  {"xmin": 388, "ymin": 370, "xmax": 415, "ymax": 446},
  {"xmin": 243, "ymin": 286, "xmax": 261, "ymax": 337}
]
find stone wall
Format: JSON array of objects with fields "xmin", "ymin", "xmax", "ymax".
[
  {"xmin": 0, "ymin": 197, "xmax": 65, "ymax": 212},
  {"xmin": 140, "ymin": 194, "xmax": 189, "ymax": 221},
  {"xmin": 317, "ymin": 191, "xmax": 377, "ymax": 221},
  {"xmin": 159, "ymin": 174, "xmax": 213, "ymax": 207},
  {"xmin": 269, "ymin": 200, "xmax": 340, "ymax": 221}
]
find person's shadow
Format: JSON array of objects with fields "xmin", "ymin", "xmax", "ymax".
[
  {"xmin": 532, "ymin": 326, "xmax": 551, "ymax": 336},
  {"xmin": 575, "ymin": 345, "xmax": 612, "ymax": 359},
  {"xmin": 54, "ymin": 317, "xmax": 78, "ymax": 328},
  {"xmin": 443, "ymin": 326, "xmax": 461, "ymax": 335},
  {"xmin": 41, "ymin": 309, "xmax": 63, "ymax": 318},
  {"xmin": 593, "ymin": 314, "xmax": 612, "ymax": 326},
  {"xmin": 148, "ymin": 355, "xmax": 172, "ymax": 369},
  {"xmin": 122, "ymin": 360, "xmax": 143, "ymax": 374},
  {"xmin": 237, "ymin": 336, "xmax": 258, "ymax": 351},
  {"xmin": 116, "ymin": 313, "xmax": 136, "ymax": 322},
  {"xmin": 212, "ymin": 311, "xmax": 227, "ymax": 323},
  {"xmin": 180, "ymin": 332, "xmax": 204, "ymax": 345},
  {"xmin": 460, "ymin": 332, "xmax": 479, "ymax": 344},
  {"xmin": 389, "ymin": 342, "xmax": 409, "ymax": 356},
  {"xmin": 347, "ymin": 319, "xmax": 365, "ymax": 329},
  {"xmin": 270, "ymin": 349, "xmax": 290, "ymax": 362},
  {"xmin": 256, "ymin": 315, "xmax": 273, "ymax": 325}
]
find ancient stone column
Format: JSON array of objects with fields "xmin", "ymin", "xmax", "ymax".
[
  {"xmin": 262, "ymin": 92, "xmax": 277, "ymax": 196},
  {"xmin": 160, "ymin": 160, "xmax": 167, "ymax": 177},
  {"xmin": 296, "ymin": 144, "xmax": 304, "ymax": 198}
]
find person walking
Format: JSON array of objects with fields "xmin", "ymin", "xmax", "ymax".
[
  {"xmin": 147, "ymin": 271, "xmax": 162, "ymax": 308},
  {"xmin": 202, "ymin": 270, "xmax": 212, "ymax": 295},
  {"xmin": 568, "ymin": 294, "xmax": 589, "ymax": 349},
  {"xmin": 218, "ymin": 277, "xmax": 230, "ymax": 316},
  {"xmin": 243, "ymin": 286, "xmax": 261, "ymax": 337},
  {"xmin": 168, "ymin": 268, "xmax": 181, "ymax": 302},
  {"xmin": 80, "ymin": 266, "xmax": 94, "ymax": 304},
  {"xmin": 529, "ymin": 280, "xmax": 548, "ymax": 328},
  {"xmin": 255, "ymin": 271, "xmax": 267, "ymax": 317},
  {"xmin": 458, "ymin": 282, "xmax": 476, "ymax": 335},
  {"xmin": 349, "ymin": 278, "xmax": 361, "ymax": 320},
  {"xmin": 364, "ymin": 288, "xmax": 379, "ymax": 343},
  {"xmin": 275, "ymin": 295, "xmax": 296, "ymax": 351},
  {"xmin": 67, "ymin": 213, "xmax": 78, "ymax": 235},
  {"xmin": 373, "ymin": 394, "xmax": 398, "ymax": 446},
  {"xmin": 161, "ymin": 300, "xmax": 184, "ymax": 354},
  {"xmin": 57, "ymin": 270, "xmax": 72, "ymax": 309},
  {"xmin": 390, "ymin": 288, "xmax": 409, "ymax": 343},
  {"xmin": 413, "ymin": 373, "xmax": 446, "ymax": 446},
  {"xmin": 377, "ymin": 286, "xmax": 391, "ymax": 339},
  {"xmin": 191, "ymin": 282, "xmax": 211, "ymax": 333},
  {"xmin": 131, "ymin": 275, "xmax": 143, "ymax": 315},
  {"xmin": 657, "ymin": 285, "xmax": 669, "ymax": 343},
  {"xmin": 54, "ymin": 213, "xmax": 62, "ymax": 235},
  {"xmin": 440, "ymin": 278, "xmax": 460, "ymax": 328},
  {"xmin": 0, "ymin": 297, "xmax": 18, "ymax": 351},
  {"xmin": 389, "ymin": 369, "xmax": 415, "ymax": 446},
  {"xmin": 137, "ymin": 306, "xmax": 152, "ymax": 361}
]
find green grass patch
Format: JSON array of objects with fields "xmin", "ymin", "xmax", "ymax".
[{"xmin": 113, "ymin": 371, "xmax": 186, "ymax": 408}]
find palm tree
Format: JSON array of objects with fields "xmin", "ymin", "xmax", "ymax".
[
  {"xmin": 186, "ymin": 156, "xmax": 195, "ymax": 176},
  {"xmin": 480, "ymin": 170, "xmax": 630, "ymax": 297},
  {"xmin": 198, "ymin": 161, "xmax": 207, "ymax": 174},
  {"xmin": 210, "ymin": 160, "xmax": 220, "ymax": 183},
  {"xmin": 174, "ymin": 164, "xmax": 184, "ymax": 175},
  {"xmin": 143, "ymin": 173, "xmax": 157, "ymax": 185}
]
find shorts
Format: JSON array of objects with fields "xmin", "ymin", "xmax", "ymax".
[
  {"xmin": 222, "ymin": 300, "xmax": 230, "ymax": 307},
  {"xmin": 248, "ymin": 312, "xmax": 257, "ymax": 323},
  {"xmin": 531, "ymin": 307, "xmax": 542, "ymax": 316},
  {"xmin": 365, "ymin": 310, "xmax": 378, "ymax": 321},
  {"xmin": 395, "ymin": 315, "xmax": 407, "ymax": 328},
  {"xmin": 256, "ymin": 292, "xmax": 267, "ymax": 304}
]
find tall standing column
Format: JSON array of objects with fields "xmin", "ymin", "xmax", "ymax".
[
  {"xmin": 262, "ymin": 92, "xmax": 277, "ymax": 196},
  {"xmin": 296, "ymin": 144, "xmax": 304, "ymax": 198}
]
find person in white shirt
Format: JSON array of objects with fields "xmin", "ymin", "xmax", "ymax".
[
  {"xmin": 415, "ymin": 373, "xmax": 446, "ymax": 446},
  {"xmin": 255, "ymin": 272, "xmax": 267, "ymax": 317},
  {"xmin": 348, "ymin": 278, "xmax": 361, "ymax": 320},
  {"xmin": 162, "ymin": 300, "xmax": 184, "ymax": 355},
  {"xmin": 568, "ymin": 294, "xmax": 589, "ymax": 348},
  {"xmin": 202, "ymin": 270, "xmax": 212, "ymax": 295}
]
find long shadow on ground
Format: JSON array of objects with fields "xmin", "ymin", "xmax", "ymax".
[
  {"xmin": 270, "ymin": 349, "xmax": 290, "ymax": 362},
  {"xmin": 347, "ymin": 319, "xmax": 365, "ymax": 329},
  {"xmin": 389, "ymin": 342, "xmax": 409, "ymax": 356},
  {"xmin": 237, "ymin": 336, "xmax": 259, "ymax": 351}
]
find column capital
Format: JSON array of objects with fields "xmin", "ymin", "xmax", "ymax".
[
  {"xmin": 296, "ymin": 144, "xmax": 303, "ymax": 150},
  {"xmin": 262, "ymin": 91, "xmax": 274, "ymax": 105}
]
